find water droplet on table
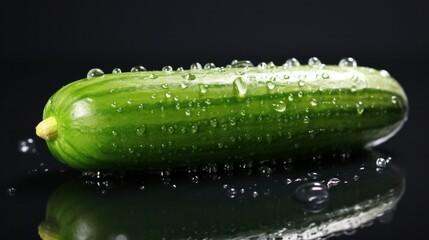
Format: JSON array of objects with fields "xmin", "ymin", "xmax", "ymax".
[
  {"xmin": 294, "ymin": 182, "xmax": 329, "ymax": 213},
  {"xmin": 6, "ymin": 187, "xmax": 16, "ymax": 196},
  {"xmin": 18, "ymin": 138, "xmax": 37, "ymax": 154},
  {"xmin": 376, "ymin": 157, "xmax": 391, "ymax": 168}
]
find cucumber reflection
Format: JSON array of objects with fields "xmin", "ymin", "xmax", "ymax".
[{"xmin": 38, "ymin": 150, "xmax": 405, "ymax": 240}]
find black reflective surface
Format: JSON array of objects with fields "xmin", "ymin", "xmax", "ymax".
[{"xmin": 2, "ymin": 0, "xmax": 429, "ymax": 239}]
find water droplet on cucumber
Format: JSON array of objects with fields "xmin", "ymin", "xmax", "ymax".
[
  {"xmin": 112, "ymin": 68, "xmax": 122, "ymax": 74},
  {"xmin": 273, "ymin": 101, "xmax": 286, "ymax": 112},
  {"xmin": 308, "ymin": 57, "xmax": 322, "ymax": 67},
  {"xmin": 190, "ymin": 62, "xmax": 202, "ymax": 70},
  {"xmin": 233, "ymin": 77, "xmax": 247, "ymax": 95},
  {"xmin": 204, "ymin": 63, "xmax": 216, "ymax": 69},
  {"xmin": 87, "ymin": 68, "xmax": 104, "ymax": 78},
  {"xmin": 339, "ymin": 57, "xmax": 357, "ymax": 67},
  {"xmin": 356, "ymin": 101, "xmax": 364, "ymax": 114},
  {"xmin": 136, "ymin": 126, "xmax": 146, "ymax": 135},
  {"xmin": 231, "ymin": 60, "xmax": 254, "ymax": 68},
  {"xmin": 130, "ymin": 66, "xmax": 146, "ymax": 72},
  {"xmin": 380, "ymin": 70, "xmax": 390, "ymax": 77},
  {"xmin": 162, "ymin": 66, "xmax": 173, "ymax": 72},
  {"xmin": 284, "ymin": 58, "xmax": 300, "ymax": 67},
  {"xmin": 182, "ymin": 73, "xmax": 196, "ymax": 81}
]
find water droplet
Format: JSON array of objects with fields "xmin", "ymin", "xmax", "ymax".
[
  {"xmin": 233, "ymin": 77, "xmax": 247, "ymax": 95},
  {"xmin": 162, "ymin": 66, "xmax": 173, "ymax": 72},
  {"xmin": 6, "ymin": 187, "xmax": 16, "ymax": 196},
  {"xmin": 177, "ymin": 67, "xmax": 184, "ymax": 72},
  {"xmin": 376, "ymin": 157, "xmax": 391, "ymax": 168},
  {"xmin": 190, "ymin": 62, "xmax": 202, "ymax": 70},
  {"xmin": 303, "ymin": 116, "xmax": 310, "ymax": 124},
  {"xmin": 252, "ymin": 191, "xmax": 259, "ymax": 198},
  {"xmin": 339, "ymin": 57, "xmax": 357, "ymax": 67},
  {"xmin": 294, "ymin": 182, "xmax": 329, "ymax": 213},
  {"xmin": 191, "ymin": 176, "xmax": 199, "ymax": 183},
  {"xmin": 182, "ymin": 73, "xmax": 196, "ymax": 81},
  {"xmin": 18, "ymin": 138, "xmax": 37, "ymax": 154},
  {"xmin": 204, "ymin": 63, "xmax": 216, "ymax": 69},
  {"xmin": 308, "ymin": 57, "xmax": 322, "ymax": 67},
  {"xmin": 180, "ymin": 82, "xmax": 189, "ymax": 89},
  {"xmin": 228, "ymin": 188, "xmax": 237, "ymax": 198},
  {"xmin": 87, "ymin": 68, "xmax": 104, "ymax": 78},
  {"xmin": 288, "ymin": 94, "xmax": 294, "ymax": 102},
  {"xmin": 284, "ymin": 58, "xmax": 300, "ymax": 67},
  {"xmin": 267, "ymin": 61, "xmax": 276, "ymax": 68},
  {"xmin": 307, "ymin": 172, "xmax": 320, "ymax": 179},
  {"xmin": 310, "ymin": 99, "xmax": 318, "ymax": 106},
  {"xmin": 267, "ymin": 80, "xmax": 276, "ymax": 90},
  {"xmin": 356, "ymin": 101, "xmax": 364, "ymax": 114},
  {"xmin": 112, "ymin": 68, "xmax": 122, "ymax": 74},
  {"xmin": 199, "ymin": 84, "xmax": 208, "ymax": 94},
  {"xmin": 283, "ymin": 74, "xmax": 290, "ymax": 80},
  {"xmin": 380, "ymin": 70, "xmax": 390, "ymax": 77},
  {"xmin": 298, "ymin": 80, "xmax": 306, "ymax": 87},
  {"xmin": 273, "ymin": 101, "xmax": 286, "ymax": 112},
  {"xmin": 161, "ymin": 83, "xmax": 169, "ymax": 89},
  {"xmin": 353, "ymin": 175, "xmax": 360, "ymax": 181},
  {"xmin": 259, "ymin": 166, "xmax": 273, "ymax": 176},
  {"xmin": 130, "ymin": 66, "xmax": 146, "ymax": 72},
  {"xmin": 136, "ymin": 125, "xmax": 146, "ymax": 135},
  {"xmin": 111, "ymin": 130, "xmax": 118, "ymax": 136},
  {"xmin": 185, "ymin": 110, "xmax": 191, "ymax": 116},
  {"xmin": 327, "ymin": 178, "xmax": 340, "ymax": 188},
  {"xmin": 231, "ymin": 60, "xmax": 254, "ymax": 68},
  {"xmin": 210, "ymin": 118, "xmax": 218, "ymax": 127},
  {"xmin": 146, "ymin": 74, "xmax": 157, "ymax": 79},
  {"xmin": 257, "ymin": 62, "xmax": 267, "ymax": 69},
  {"xmin": 322, "ymin": 72, "xmax": 330, "ymax": 79}
]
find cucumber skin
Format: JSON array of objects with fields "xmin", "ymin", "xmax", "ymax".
[{"xmin": 42, "ymin": 65, "xmax": 408, "ymax": 171}]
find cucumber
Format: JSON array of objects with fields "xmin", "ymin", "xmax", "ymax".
[
  {"xmin": 35, "ymin": 58, "xmax": 408, "ymax": 171},
  {"xmin": 38, "ymin": 150, "xmax": 405, "ymax": 240}
]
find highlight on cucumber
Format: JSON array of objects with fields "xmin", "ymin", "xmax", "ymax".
[{"xmin": 35, "ymin": 57, "xmax": 408, "ymax": 171}]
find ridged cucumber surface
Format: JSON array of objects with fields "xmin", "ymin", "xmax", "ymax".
[{"xmin": 36, "ymin": 59, "xmax": 408, "ymax": 171}]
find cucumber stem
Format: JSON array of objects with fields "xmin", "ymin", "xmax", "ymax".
[
  {"xmin": 36, "ymin": 117, "xmax": 58, "ymax": 141},
  {"xmin": 38, "ymin": 220, "xmax": 59, "ymax": 240}
]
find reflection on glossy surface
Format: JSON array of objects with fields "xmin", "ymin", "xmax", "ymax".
[{"xmin": 38, "ymin": 150, "xmax": 405, "ymax": 240}]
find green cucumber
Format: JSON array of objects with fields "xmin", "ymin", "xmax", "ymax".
[{"xmin": 36, "ymin": 59, "xmax": 408, "ymax": 171}]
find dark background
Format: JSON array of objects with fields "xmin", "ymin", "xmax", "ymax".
[{"xmin": 1, "ymin": 0, "xmax": 428, "ymax": 239}]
